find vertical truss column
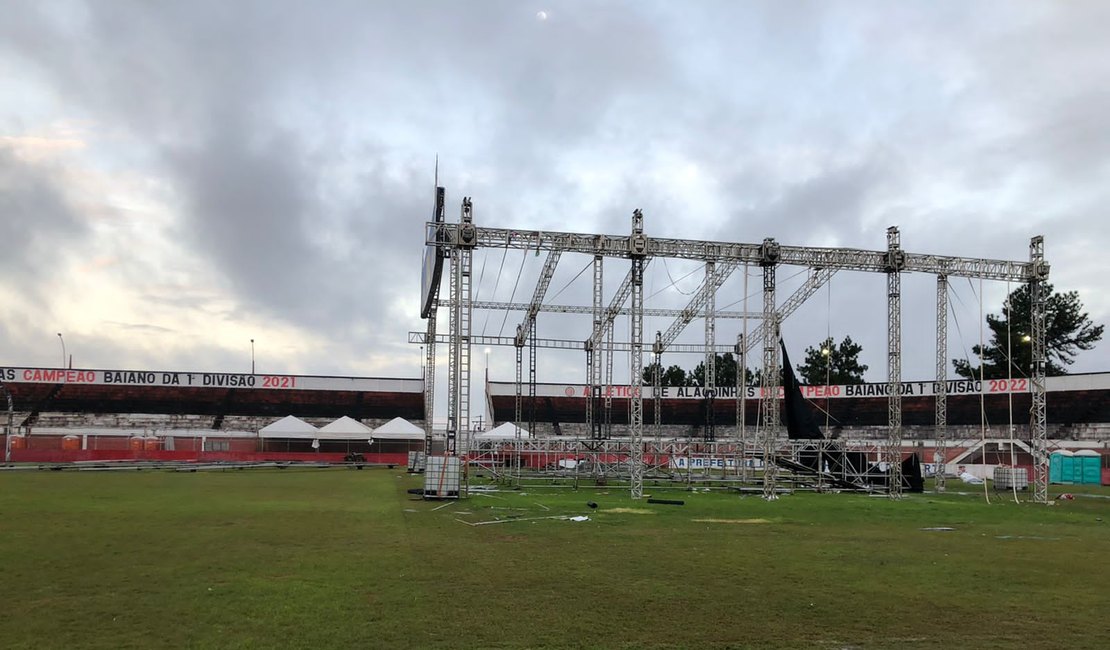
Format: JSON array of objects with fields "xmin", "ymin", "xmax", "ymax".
[
  {"xmin": 885, "ymin": 226, "xmax": 905, "ymax": 499},
  {"xmin": 704, "ymin": 261, "xmax": 717, "ymax": 442},
  {"xmin": 587, "ymin": 255, "xmax": 603, "ymax": 439},
  {"xmin": 935, "ymin": 275, "xmax": 948, "ymax": 493},
  {"xmin": 604, "ymin": 325, "xmax": 614, "ymax": 439},
  {"xmin": 445, "ymin": 253, "xmax": 460, "ymax": 455},
  {"xmin": 514, "ymin": 329, "xmax": 523, "ymax": 428},
  {"xmin": 458, "ymin": 253, "xmax": 472, "ymax": 469},
  {"xmin": 444, "ymin": 198, "xmax": 476, "ymax": 464},
  {"xmin": 423, "ymin": 314, "xmax": 437, "ymax": 455},
  {"xmin": 528, "ymin": 320, "xmax": 537, "ymax": 436},
  {"xmin": 1029, "ymin": 236, "xmax": 1049, "ymax": 503},
  {"xmin": 629, "ymin": 209, "xmax": 647, "ymax": 499},
  {"xmin": 3, "ymin": 382, "xmax": 13, "ymax": 463},
  {"xmin": 653, "ymin": 331, "xmax": 663, "ymax": 436},
  {"xmin": 758, "ymin": 239, "xmax": 781, "ymax": 500},
  {"xmin": 512, "ymin": 333, "xmax": 523, "ymax": 484},
  {"xmin": 735, "ymin": 333, "xmax": 747, "ymax": 480}
]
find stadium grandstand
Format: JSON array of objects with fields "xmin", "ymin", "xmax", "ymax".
[
  {"xmin": 4, "ymin": 364, "xmax": 1110, "ymax": 482},
  {"xmin": 1, "ymin": 366, "xmax": 424, "ymax": 465},
  {"xmin": 486, "ymin": 372, "xmax": 1110, "ymax": 482}
]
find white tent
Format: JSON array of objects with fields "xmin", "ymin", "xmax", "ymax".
[
  {"xmin": 476, "ymin": 422, "xmax": 531, "ymax": 440},
  {"xmin": 372, "ymin": 417, "xmax": 425, "ymax": 441},
  {"xmin": 318, "ymin": 416, "xmax": 374, "ymax": 440},
  {"xmin": 259, "ymin": 415, "xmax": 318, "ymax": 439}
]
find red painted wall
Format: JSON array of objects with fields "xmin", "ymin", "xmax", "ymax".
[{"xmin": 9, "ymin": 449, "xmax": 408, "ymax": 465}]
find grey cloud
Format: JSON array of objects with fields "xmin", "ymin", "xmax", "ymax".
[
  {"xmin": 102, "ymin": 321, "xmax": 176, "ymax": 334},
  {"xmin": 2, "ymin": 0, "xmax": 1108, "ymax": 380},
  {"xmin": 0, "ymin": 148, "xmax": 89, "ymax": 303}
]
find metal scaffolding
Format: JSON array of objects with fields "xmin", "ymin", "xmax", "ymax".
[
  {"xmin": 1029, "ymin": 236, "xmax": 1049, "ymax": 503},
  {"xmin": 885, "ymin": 226, "xmax": 904, "ymax": 499},
  {"xmin": 935, "ymin": 275, "xmax": 948, "ymax": 493},
  {"xmin": 587, "ymin": 255, "xmax": 603, "ymax": 440},
  {"xmin": 628, "ymin": 210, "xmax": 647, "ymax": 498},
  {"xmin": 735, "ymin": 332, "xmax": 748, "ymax": 481},
  {"xmin": 704, "ymin": 261, "xmax": 717, "ymax": 442},
  {"xmin": 467, "ymin": 438, "xmax": 888, "ymax": 492},
  {"xmin": 759, "ymin": 241, "xmax": 781, "ymax": 500},
  {"xmin": 420, "ymin": 198, "xmax": 1048, "ymax": 501}
]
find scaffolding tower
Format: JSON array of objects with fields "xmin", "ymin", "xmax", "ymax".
[{"xmin": 419, "ymin": 194, "xmax": 1050, "ymax": 502}]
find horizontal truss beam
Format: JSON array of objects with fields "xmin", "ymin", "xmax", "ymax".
[
  {"xmin": 410, "ymin": 331, "xmax": 737, "ymax": 354},
  {"xmin": 448, "ymin": 300, "xmax": 762, "ymax": 320},
  {"xmin": 429, "ymin": 224, "xmax": 1039, "ymax": 282}
]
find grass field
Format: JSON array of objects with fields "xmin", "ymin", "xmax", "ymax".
[{"xmin": 2, "ymin": 467, "xmax": 1109, "ymax": 649}]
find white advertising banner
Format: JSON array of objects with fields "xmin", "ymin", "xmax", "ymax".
[
  {"xmin": 488, "ymin": 373, "xmax": 1110, "ymax": 400},
  {"xmin": 0, "ymin": 367, "xmax": 422, "ymax": 393}
]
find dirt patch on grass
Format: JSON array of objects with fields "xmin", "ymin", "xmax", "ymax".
[
  {"xmin": 692, "ymin": 518, "xmax": 771, "ymax": 524},
  {"xmin": 601, "ymin": 508, "xmax": 655, "ymax": 515}
]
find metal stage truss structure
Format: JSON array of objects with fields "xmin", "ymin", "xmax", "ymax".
[
  {"xmin": 465, "ymin": 438, "xmax": 891, "ymax": 495},
  {"xmin": 417, "ymin": 190, "xmax": 1050, "ymax": 502}
]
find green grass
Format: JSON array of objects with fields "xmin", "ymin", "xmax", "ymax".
[{"xmin": 2, "ymin": 468, "xmax": 1110, "ymax": 649}]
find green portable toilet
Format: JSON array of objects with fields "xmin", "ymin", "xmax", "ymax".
[
  {"xmin": 1074, "ymin": 450, "xmax": 1102, "ymax": 485},
  {"xmin": 1049, "ymin": 450, "xmax": 1074, "ymax": 484}
]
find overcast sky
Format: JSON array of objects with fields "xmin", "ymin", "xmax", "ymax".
[{"xmin": 2, "ymin": 1, "xmax": 1108, "ymax": 408}]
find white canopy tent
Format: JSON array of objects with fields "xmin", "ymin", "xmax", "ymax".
[
  {"xmin": 259, "ymin": 415, "xmax": 318, "ymax": 439},
  {"xmin": 318, "ymin": 416, "xmax": 374, "ymax": 440},
  {"xmin": 372, "ymin": 417, "xmax": 425, "ymax": 441},
  {"xmin": 475, "ymin": 422, "xmax": 531, "ymax": 440}
]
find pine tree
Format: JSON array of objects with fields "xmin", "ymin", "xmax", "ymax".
[
  {"xmin": 953, "ymin": 283, "xmax": 1103, "ymax": 379},
  {"xmin": 795, "ymin": 336, "xmax": 868, "ymax": 385}
]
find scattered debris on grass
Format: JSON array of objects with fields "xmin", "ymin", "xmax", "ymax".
[
  {"xmin": 586, "ymin": 502, "xmax": 598, "ymax": 509},
  {"xmin": 473, "ymin": 492, "xmax": 508, "ymax": 501},
  {"xmin": 431, "ymin": 502, "xmax": 453, "ymax": 511},
  {"xmin": 692, "ymin": 518, "xmax": 770, "ymax": 524},
  {"xmin": 456, "ymin": 514, "xmax": 590, "ymax": 527},
  {"xmin": 403, "ymin": 509, "xmax": 418, "ymax": 513},
  {"xmin": 920, "ymin": 527, "xmax": 956, "ymax": 532},
  {"xmin": 534, "ymin": 502, "xmax": 550, "ymax": 511},
  {"xmin": 602, "ymin": 508, "xmax": 655, "ymax": 515},
  {"xmin": 996, "ymin": 535, "xmax": 1060, "ymax": 541},
  {"xmin": 647, "ymin": 498, "xmax": 685, "ymax": 506}
]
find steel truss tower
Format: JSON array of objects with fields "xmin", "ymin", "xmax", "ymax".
[
  {"xmin": 735, "ymin": 333, "xmax": 747, "ymax": 479},
  {"xmin": 653, "ymin": 331, "xmax": 663, "ymax": 436},
  {"xmin": 448, "ymin": 199, "xmax": 475, "ymax": 457},
  {"xmin": 2, "ymin": 382, "xmax": 13, "ymax": 463},
  {"xmin": 424, "ymin": 296, "xmax": 438, "ymax": 457},
  {"xmin": 586, "ymin": 263, "xmax": 647, "ymax": 441},
  {"xmin": 885, "ymin": 227, "xmax": 905, "ymax": 499},
  {"xmin": 628, "ymin": 210, "xmax": 647, "ymax": 498},
  {"xmin": 1029, "ymin": 236, "xmax": 1049, "ymax": 503},
  {"xmin": 759, "ymin": 239, "xmax": 781, "ymax": 500},
  {"xmin": 587, "ymin": 255, "xmax": 603, "ymax": 439},
  {"xmin": 704, "ymin": 261, "xmax": 717, "ymax": 442},
  {"xmin": 422, "ymin": 201, "xmax": 1048, "ymax": 501},
  {"xmin": 935, "ymin": 275, "xmax": 948, "ymax": 493}
]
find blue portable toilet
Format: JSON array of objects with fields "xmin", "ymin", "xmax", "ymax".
[
  {"xmin": 1049, "ymin": 450, "xmax": 1074, "ymax": 484},
  {"xmin": 1073, "ymin": 450, "xmax": 1102, "ymax": 485}
]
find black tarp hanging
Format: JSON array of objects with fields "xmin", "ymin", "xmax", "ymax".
[
  {"xmin": 779, "ymin": 339, "xmax": 823, "ymax": 440},
  {"xmin": 776, "ymin": 338, "xmax": 923, "ymax": 493}
]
